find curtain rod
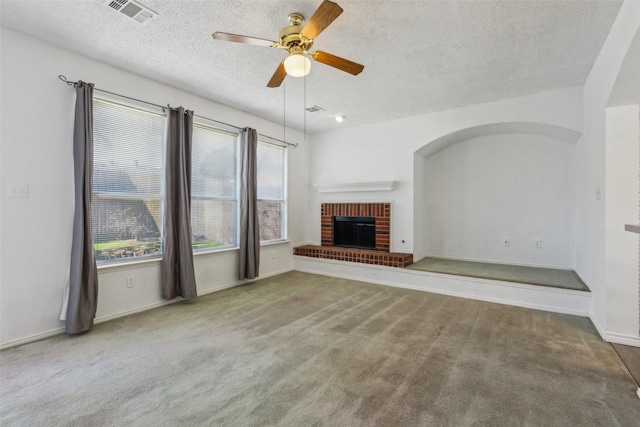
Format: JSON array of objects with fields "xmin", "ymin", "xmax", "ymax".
[{"xmin": 59, "ymin": 75, "xmax": 298, "ymax": 148}]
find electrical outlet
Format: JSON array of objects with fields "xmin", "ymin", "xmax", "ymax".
[
  {"xmin": 126, "ymin": 276, "xmax": 135, "ymax": 288},
  {"xmin": 7, "ymin": 183, "xmax": 29, "ymax": 198},
  {"xmin": 535, "ymin": 239, "xmax": 542, "ymax": 249},
  {"xmin": 503, "ymin": 238, "xmax": 510, "ymax": 247}
]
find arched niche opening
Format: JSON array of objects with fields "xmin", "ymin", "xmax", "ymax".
[{"xmin": 413, "ymin": 122, "xmax": 581, "ymax": 268}]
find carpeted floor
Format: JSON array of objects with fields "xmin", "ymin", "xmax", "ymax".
[
  {"xmin": 407, "ymin": 257, "xmax": 589, "ymax": 291},
  {"xmin": 1, "ymin": 271, "xmax": 637, "ymax": 426},
  {"xmin": 612, "ymin": 343, "xmax": 640, "ymax": 387}
]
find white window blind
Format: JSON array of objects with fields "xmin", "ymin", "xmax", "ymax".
[
  {"xmin": 92, "ymin": 97, "xmax": 166, "ymax": 262},
  {"xmin": 191, "ymin": 123, "xmax": 238, "ymax": 251},
  {"xmin": 257, "ymin": 141, "xmax": 287, "ymax": 242}
]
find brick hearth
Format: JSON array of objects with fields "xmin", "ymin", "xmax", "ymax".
[{"xmin": 294, "ymin": 245, "xmax": 413, "ymax": 268}]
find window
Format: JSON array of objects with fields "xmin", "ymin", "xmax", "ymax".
[
  {"xmin": 91, "ymin": 93, "xmax": 287, "ymax": 263},
  {"xmin": 191, "ymin": 123, "xmax": 238, "ymax": 251},
  {"xmin": 92, "ymin": 97, "xmax": 166, "ymax": 262},
  {"xmin": 257, "ymin": 141, "xmax": 287, "ymax": 242}
]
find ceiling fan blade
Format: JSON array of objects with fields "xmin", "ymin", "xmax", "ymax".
[
  {"xmin": 301, "ymin": 0, "xmax": 343, "ymax": 40},
  {"xmin": 311, "ymin": 51, "xmax": 364, "ymax": 75},
  {"xmin": 212, "ymin": 32, "xmax": 276, "ymax": 48},
  {"xmin": 267, "ymin": 62, "xmax": 287, "ymax": 88}
]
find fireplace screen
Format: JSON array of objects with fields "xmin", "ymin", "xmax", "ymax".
[{"xmin": 333, "ymin": 216, "xmax": 376, "ymax": 250}]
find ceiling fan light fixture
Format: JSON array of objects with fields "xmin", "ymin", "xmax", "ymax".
[
  {"xmin": 284, "ymin": 53, "xmax": 311, "ymax": 77},
  {"xmin": 212, "ymin": 1, "xmax": 363, "ymax": 87}
]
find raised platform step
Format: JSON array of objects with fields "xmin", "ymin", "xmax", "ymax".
[
  {"xmin": 292, "ymin": 255, "xmax": 592, "ymax": 318},
  {"xmin": 293, "ymin": 245, "xmax": 413, "ymax": 268},
  {"xmin": 407, "ymin": 257, "xmax": 589, "ymax": 292}
]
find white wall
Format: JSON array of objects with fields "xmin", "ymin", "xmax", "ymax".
[
  {"xmin": 0, "ymin": 28, "xmax": 309, "ymax": 348},
  {"xmin": 423, "ymin": 133, "xmax": 574, "ymax": 268},
  {"xmin": 413, "ymin": 153, "xmax": 428, "ymax": 260},
  {"xmin": 575, "ymin": 1, "xmax": 640, "ymax": 338},
  {"xmin": 308, "ymin": 87, "xmax": 583, "ymax": 255},
  {"xmin": 606, "ymin": 104, "xmax": 640, "ymax": 344}
]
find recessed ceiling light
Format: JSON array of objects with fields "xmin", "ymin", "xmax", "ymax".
[{"xmin": 335, "ymin": 116, "xmax": 345, "ymax": 123}]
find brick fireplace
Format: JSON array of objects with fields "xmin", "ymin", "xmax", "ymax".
[
  {"xmin": 321, "ymin": 202, "xmax": 390, "ymax": 251},
  {"xmin": 294, "ymin": 202, "xmax": 413, "ymax": 268}
]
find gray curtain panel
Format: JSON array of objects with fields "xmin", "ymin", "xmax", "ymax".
[
  {"xmin": 162, "ymin": 106, "xmax": 197, "ymax": 300},
  {"xmin": 66, "ymin": 81, "xmax": 99, "ymax": 334},
  {"xmin": 239, "ymin": 127, "xmax": 260, "ymax": 280}
]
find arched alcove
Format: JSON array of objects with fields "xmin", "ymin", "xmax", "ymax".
[{"xmin": 414, "ymin": 122, "xmax": 581, "ymax": 267}]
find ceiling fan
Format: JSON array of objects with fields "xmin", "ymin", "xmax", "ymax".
[{"xmin": 212, "ymin": 0, "xmax": 364, "ymax": 88}]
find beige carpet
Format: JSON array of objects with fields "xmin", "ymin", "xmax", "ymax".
[
  {"xmin": 1, "ymin": 271, "xmax": 638, "ymax": 426},
  {"xmin": 612, "ymin": 343, "xmax": 640, "ymax": 387}
]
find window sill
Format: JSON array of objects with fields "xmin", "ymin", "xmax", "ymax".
[
  {"xmin": 97, "ymin": 241, "xmax": 290, "ymax": 271},
  {"xmin": 261, "ymin": 239, "xmax": 290, "ymax": 247},
  {"xmin": 98, "ymin": 240, "xmax": 291, "ymax": 271},
  {"xmin": 97, "ymin": 256, "xmax": 161, "ymax": 271}
]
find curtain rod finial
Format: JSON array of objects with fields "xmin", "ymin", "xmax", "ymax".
[{"xmin": 59, "ymin": 75, "xmax": 76, "ymax": 86}]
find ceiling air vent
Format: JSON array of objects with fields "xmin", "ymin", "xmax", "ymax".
[
  {"xmin": 306, "ymin": 105, "xmax": 325, "ymax": 113},
  {"xmin": 104, "ymin": 0, "xmax": 157, "ymax": 25}
]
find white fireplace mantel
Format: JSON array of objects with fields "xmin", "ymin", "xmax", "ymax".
[{"xmin": 313, "ymin": 181, "xmax": 396, "ymax": 193}]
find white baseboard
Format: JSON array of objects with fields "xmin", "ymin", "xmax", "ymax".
[
  {"xmin": 0, "ymin": 327, "xmax": 67, "ymax": 350},
  {"xmin": 589, "ymin": 315, "xmax": 607, "ymax": 341},
  {"xmin": 293, "ymin": 256, "xmax": 591, "ymax": 318},
  {"xmin": 232, "ymin": 267, "xmax": 294, "ymax": 287},
  {"xmin": 0, "ymin": 298, "xmax": 187, "ymax": 350},
  {"xmin": 95, "ymin": 271, "xmax": 298, "ymax": 326},
  {"xmin": 0, "ymin": 267, "xmax": 295, "ymax": 350},
  {"xmin": 606, "ymin": 332, "xmax": 640, "ymax": 347},
  {"xmin": 94, "ymin": 300, "xmax": 178, "ymax": 325}
]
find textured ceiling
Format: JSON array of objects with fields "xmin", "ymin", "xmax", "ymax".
[{"xmin": 0, "ymin": 0, "xmax": 623, "ymax": 133}]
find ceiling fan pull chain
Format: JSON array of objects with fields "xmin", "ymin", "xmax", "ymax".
[{"xmin": 304, "ymin": 72, "xmax": 307, "ymax": 142}]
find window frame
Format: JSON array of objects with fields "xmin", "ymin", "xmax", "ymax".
[
  {"xmin": 190, "ymin": 120, "xmax": 240, "ymax": 254},
  {"xmin": 256, "ymin": 139, "xmax": 288, "ymax": 244},
  {"xmin": 90, "ymin": 93, "xmax": 289, "ymax": 267},
  {"xmin": 91, "ymin": 95, "xmax": 167, "ymax": 265}
]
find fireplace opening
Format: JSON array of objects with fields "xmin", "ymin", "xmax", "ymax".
[{"xmin": 333, "ymin": 216, "xmax": 376, "ymax": 250}]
